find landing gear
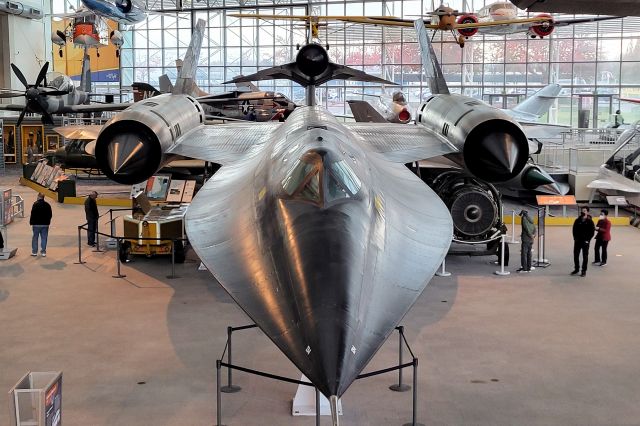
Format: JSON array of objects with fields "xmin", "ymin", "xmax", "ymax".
[
  {"xmin": 457, "ymin": 35, "xmax": 465, "ymax": 48},
  {"xmin": 116, "ymin": 49, "xmax": 120, "ymax": 58},
  {"xmin": 58, "ymin": 49, "xmax": 63, "ymax": 58}
]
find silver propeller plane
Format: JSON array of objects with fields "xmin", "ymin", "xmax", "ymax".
[{"xmin": 93, "ymin": 42, "xmax": 529, "ymax": 422}]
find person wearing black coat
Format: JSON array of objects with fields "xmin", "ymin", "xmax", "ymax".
[
  {"xmin": 29, "ymin": 193, "xmax": 52, "ymax": 257},
  {"xmin": 84, "ymin": 191, "xmax": 99, "ymax": 246},
  {"xmin": 571, "ymin": 206, "xmax": 596, "ymax": 277}
]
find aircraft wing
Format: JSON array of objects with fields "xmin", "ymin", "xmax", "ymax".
[
  {"xmin": 165, "ymin": 119, "xmax": 458, "ymax": 165},
  {"xmin": 49, "ymin": 10, "xmax": 94, "ymax": 19},
  {"xmin": 347, "ymin": 100, "xmax": 387, "ymax": 123},
  {"xmin": 53, "ymin": 125, "xmax": 103, "ymax": 141},
  {"xmin": 60, "ymin": 103, "xmax": 131, "ymax": 113},
  {"xmin": 165, "ymin": 122, "xmax": 281, "ymax": 164},
  {"xmin": 587, "ymin": 170, "xmax": 640, "ymax": 193},
  {"xmin": 509, "ymin": 0, "xmax": 635, "ymax": 15},
  {"xmin": 346, "ymin": 122, "xmax": 459, "ymax": 163},
  {"xmin": 619, "ymin": 97, "xmax": 640, "ymax": 104},
  {"xmin": 520, "ymin": 122, "xmax": 570, "ymax": 139},
  {"xmin": 0, "ymin": 104, "xmax": 25, "ymax": 111}
]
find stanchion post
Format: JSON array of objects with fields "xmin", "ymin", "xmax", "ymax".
[
  {"xmin": 92, "ymin": 216, "xmax": 103, "ymax": 253},
  {"xmin": 166, "ymin": 240, "xmax": 179, "ymax": 279},
  {"xmin": 112, "ymin": 238, "xmax": 126, "ymax": 278},
  {"xmin": 390, "ymin": 326, "xmax": 410, "ymax": 392},
  {"xmin": 435, "ymin": 258, "xmax": 451, "ymax": 277},
  {"xmin": 75, "ymin": 225, "xmax": 85, "ymax": 264},
  {"xmin": 494, "ymin": 234, "xmax": 510, "ymax": 276},
  {"xmin": 216, "ymin": 359, "xmax": 223, "ymax": 426},
  {"xmin": 315, "ymin": 387, "xmax": 320, "ymax": 426},
  {"xmin": 402, "ymin": 358, "xmax": 424, "ymax": 426},
  {"xmin": 221, "ymin": 326, "xmax": 241, "ymax": 393}
]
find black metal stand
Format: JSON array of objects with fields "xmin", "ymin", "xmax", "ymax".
[
  {"xmin": 215, "ymin": 323, "xmax": 421, "ymax": 426},
  {"xmin": 112, "ymin": 238, "xmax": 126, "ymax": 278},
  {"xmin": 74, "ymin": 225, "xmax": 85, "ymax": 264},
  {"xmin": 166, "ymin": 239, "xmax": 180, "ymax": 279},
  {"xmin": 92, "ymin": 215, "xmax": 104, "ymax": 253},
  {"xmin": 390, "ymin": 326, "xmax": 411, "ymax": 392},
  {"xmin": 220, "ymin": 325, "xmax": 255, "ymax": 393}
]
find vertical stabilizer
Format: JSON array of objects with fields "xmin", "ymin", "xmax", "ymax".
[
  {"xmin": 235, "ymin": 79, "xmax": 259, "ymax": 92},
  {"xmin": 172, "ymin": 19, "xmax": 206, "ymax": 95},
  {"xmin": 80, "ymin": 46, "xmax": 91, "ymax": 96},
  {"xmin": 510, "ymin": 84, "xmax": 562, "ymax": 119},
  {"xmin": 414, "ymin": 19, "xmax": 449, "ymax": 95}
]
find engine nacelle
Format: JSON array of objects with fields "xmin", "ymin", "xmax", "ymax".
[
  {"xmin": 51, "ymin": 30, "xmax": 66, "ymax": 47},
  {"xmin": 110, "ymin": 30, "xmax": 123, "ymax": 48},
  {"xmin": 529, "ymin": 14, "xmax": 554, "ymax": 38},
  {"xmin": 429, "ymin": 170, "xmax": 501, "ymax": 243},
  {"xmin": 115, "ymin": 0, "xmax": 133, "ymax": 13},
  {"xmin": 456, "ymin": 14, "xmax": 479, "ymax": 37},
  {"xmin": 95, "ymin": 94, "xmax": 204, "ymax": 184},
  {"xmin": 417, "ymin": 94, "xmax": 529, "ymax": 183}
]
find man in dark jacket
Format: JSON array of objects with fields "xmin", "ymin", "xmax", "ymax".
[
  {"xmin": 84, "ymin": 191, "xmax": 99, "ymax": 246},
  {"xmin": 518, "ymin": 210, "xmax": 535, "ymax": 273},
  {"xmin": 593, "ymin": 209, "xmax": 612, "ymax": 266},
  {"xmin": 29, "ymin": 193, "xmax": 52, "ymax": 257},
  {"xmin": 572, "ymin": 206, "xmax": 596, "ymax": 277}
]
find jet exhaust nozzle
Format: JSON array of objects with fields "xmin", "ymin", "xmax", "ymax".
[
  {"xmin": 464, "ymin": 120, "xmax": 529, "ymax": 182},
  {"xmin": 95, "ymin": 121, "xmax": 163, "ymax": 185},
  {"xmin": 296, "ymin": 44, "xmax": 329, "ymax": 77}
]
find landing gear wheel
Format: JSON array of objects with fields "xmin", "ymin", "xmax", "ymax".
[
  {"xmin": 458, "ymin": 35, "xmax": 465, "ymax": 48},
  {"xmin": 58, "ymin": 49, "xmax": 63, "ymax": 58},
  {"xmin": 119, "ymin": 240, "xmax": 131, "ymax": 263},
  {"xmin": 116, "ymin": 49, "xmax": 120, "ymax": 58}
]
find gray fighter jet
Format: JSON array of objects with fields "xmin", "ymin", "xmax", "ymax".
[{"xmin": 92, "ymin": 42, "xmax": 529, "ymax": 422}]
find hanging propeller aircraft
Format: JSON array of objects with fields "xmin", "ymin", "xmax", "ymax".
[{"xmin": 231, "ymin": 4, "xmax": 620, "ymax": 48}]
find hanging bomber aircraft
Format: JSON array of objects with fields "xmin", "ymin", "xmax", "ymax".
[{"xmin": 92, "ymin": 41, "xmax": 530, "ymax": 423}]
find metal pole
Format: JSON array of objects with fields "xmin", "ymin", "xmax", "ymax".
[
  {"xmin": 112, "ymin": 238, "xmax": 126, "ymax": 278},
  {"xmin": 93, "ymin": 216, "xmax": 103, "ymax": 253},
  {"xmin": 75, "ymin": 226, "xmax": 85, "ymax": 264},
  {"xmin": 221, "ymin": 326, "xmax": 241, "ymax": 393},
  {"xmin": 494, "ymin": 234, "xmax": 510, "ymax": 276},
  {"xmin": 390, "ymin": 326, "xmax": 410, "ymax": 392},
  {"xmin": 315, "ymin": 387, "xmax": 320, "ymax": 426},
  {"xmin": 216, "ymin": 360, "xmax": 222, "ymax": 426},
  {"xmin": 435, "ymin": 258, "xmax": 451, "ymax": 277},
  {"xmin": 166, "ymin": 240, "xmax": 178, "ymax": 279},
  {"xmin": 402, "ymin": 358, "xmax": 424, "ymax": 426},
  {"xmin": 510, "ymin": 210, "xmax": 519, "ymax": 243}
]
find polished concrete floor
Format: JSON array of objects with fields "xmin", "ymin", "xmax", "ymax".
[{"xmin": 1, "ymin": 175, "xmax": 640, "ymax": 426}]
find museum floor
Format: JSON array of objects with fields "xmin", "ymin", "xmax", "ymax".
[{"xmin": 1, "ymin": 175, "xmax": 640, "ymax": 426}]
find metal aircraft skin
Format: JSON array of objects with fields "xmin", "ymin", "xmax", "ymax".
[
  {"xmin": 52, "ymin": 0, "xmax": 146, "ymax": 26},
  {"xmin": 588, "ymin": 123, "xmax": 640, "ymax": 208},
  {"xmin": 510, "ymin": 0, "xmax": 636, "ymax": 16},
  {"xmin": 92, "ymin": 42, "xmax": 529, "ymax": 416}
]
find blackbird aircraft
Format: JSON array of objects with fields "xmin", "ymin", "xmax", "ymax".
[{"xmin": 92, "ymin": 35, "xmax": 530, "ymax": 423}]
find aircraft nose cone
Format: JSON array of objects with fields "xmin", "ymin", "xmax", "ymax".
[
  {"xmin": 26, "ymin": 88, "xmax": 39, "ymax": 101},
  {"xmin": 108, "ymin": 134, "xmax": 148, "ymax": 175},
  {"xmin": 522, "ymin": 166, "xmax": 555, "ymax": 189},
  {"xmin": 466, "ymin": 127, "xmax": 527, "ymax": 183}
]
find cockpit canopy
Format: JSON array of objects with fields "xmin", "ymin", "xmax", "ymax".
[
  {"xmin": 47, "ymin": 72, "xmax": 74, "ymax": 92},
  {"xmin": 281, "ymin": 150, "xmax": 361, "ymax": 205}
]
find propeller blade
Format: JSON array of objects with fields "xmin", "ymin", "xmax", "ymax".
[
  {"xmin": 35, "ymin": 62, "xmax": 49, "ymax": 88},
  {"xmin": 16, "ymin": 108, "xmax": 28, "ymax": 128},
  {"xmin": 0, "ymin": 91, "xmax": 24, "ymax": 98},
  {"xmin": 11, "ymin": 63, "xmax": 29, "ymax": 89},
  {"xmin": 41, "ymin": 110, "xmax": 55, "ymax": 126}
]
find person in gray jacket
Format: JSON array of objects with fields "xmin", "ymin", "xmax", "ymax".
[{"xmin": 517, "ymin": 210, "xmax": 536, "ymax": 273}]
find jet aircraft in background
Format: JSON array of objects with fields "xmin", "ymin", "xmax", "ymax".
[
  {"xmin": 588, "ymin": 124, "xmax": 640, "ymax": 209},
  {"xmin": 92, "ymin": 38, "xmax": 530, "ymax": 422},
  {"xmin": 348, "ymin": 91, "xmax": 412, "ymax": 124}
]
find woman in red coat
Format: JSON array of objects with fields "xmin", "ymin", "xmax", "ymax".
[{"xmin": 594, "ymin": 209, "xmax": 612, "ymax": 266}]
